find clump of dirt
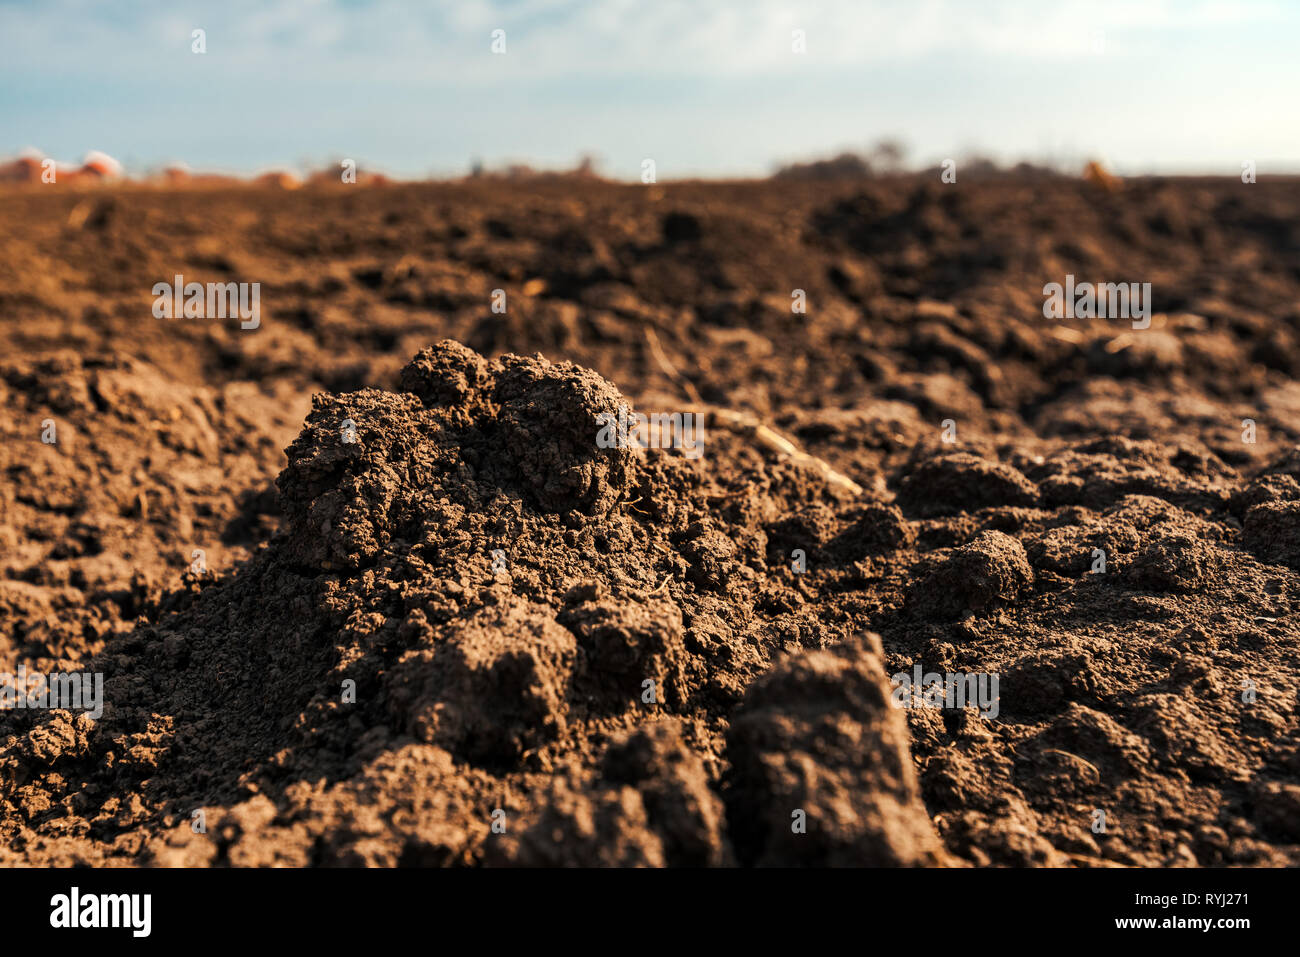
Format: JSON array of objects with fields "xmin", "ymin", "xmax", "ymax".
[
  {"xmin": 1241, "ymin": 501, "xmax": 1300, "ymax": 570},
  {"xmin": 896, "ymin": 452, "xmax": 1039, "ymax": 517},
  {"xmin": 909, "ymin": 530, "xmax": 1034, "ymax": 619},
  {"xmin": 725, "ymin": 632, "xmax": 947, "ymax": 866},
  {"xmin": 0, "ymin": 342, "xmax": 937, "ymax": 866}
]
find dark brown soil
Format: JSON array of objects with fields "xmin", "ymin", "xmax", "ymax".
[{"xmin": 2, "ymin": 174, "xmax": 1299, "ymax": 866}]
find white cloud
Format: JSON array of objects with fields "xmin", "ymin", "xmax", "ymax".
[{"xmin": 1, "ymin": 0, "xmax": 1289, "ymax": 82}]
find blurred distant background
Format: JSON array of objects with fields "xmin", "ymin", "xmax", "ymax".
[{"xmin": 1, "ymin": 0, "xmax": 1298, "ymax": 180}]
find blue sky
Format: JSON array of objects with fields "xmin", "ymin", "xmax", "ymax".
[{"xmin": 1, "ymin": 0, "xmax": 1296, "ymax": 179}]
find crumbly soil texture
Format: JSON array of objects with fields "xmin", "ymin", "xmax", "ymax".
[{"xmin": 2, "ymin": 175, "xmax": 1300, "ymax": 866}]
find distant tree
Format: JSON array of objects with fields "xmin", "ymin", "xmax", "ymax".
[
  {"xmin": 868, "ymin": 139, "xmax": 907, "ymax": 172},
  {"xmin": 774, "ymin": 152, "xmax": 873, "ymax": 181}
]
